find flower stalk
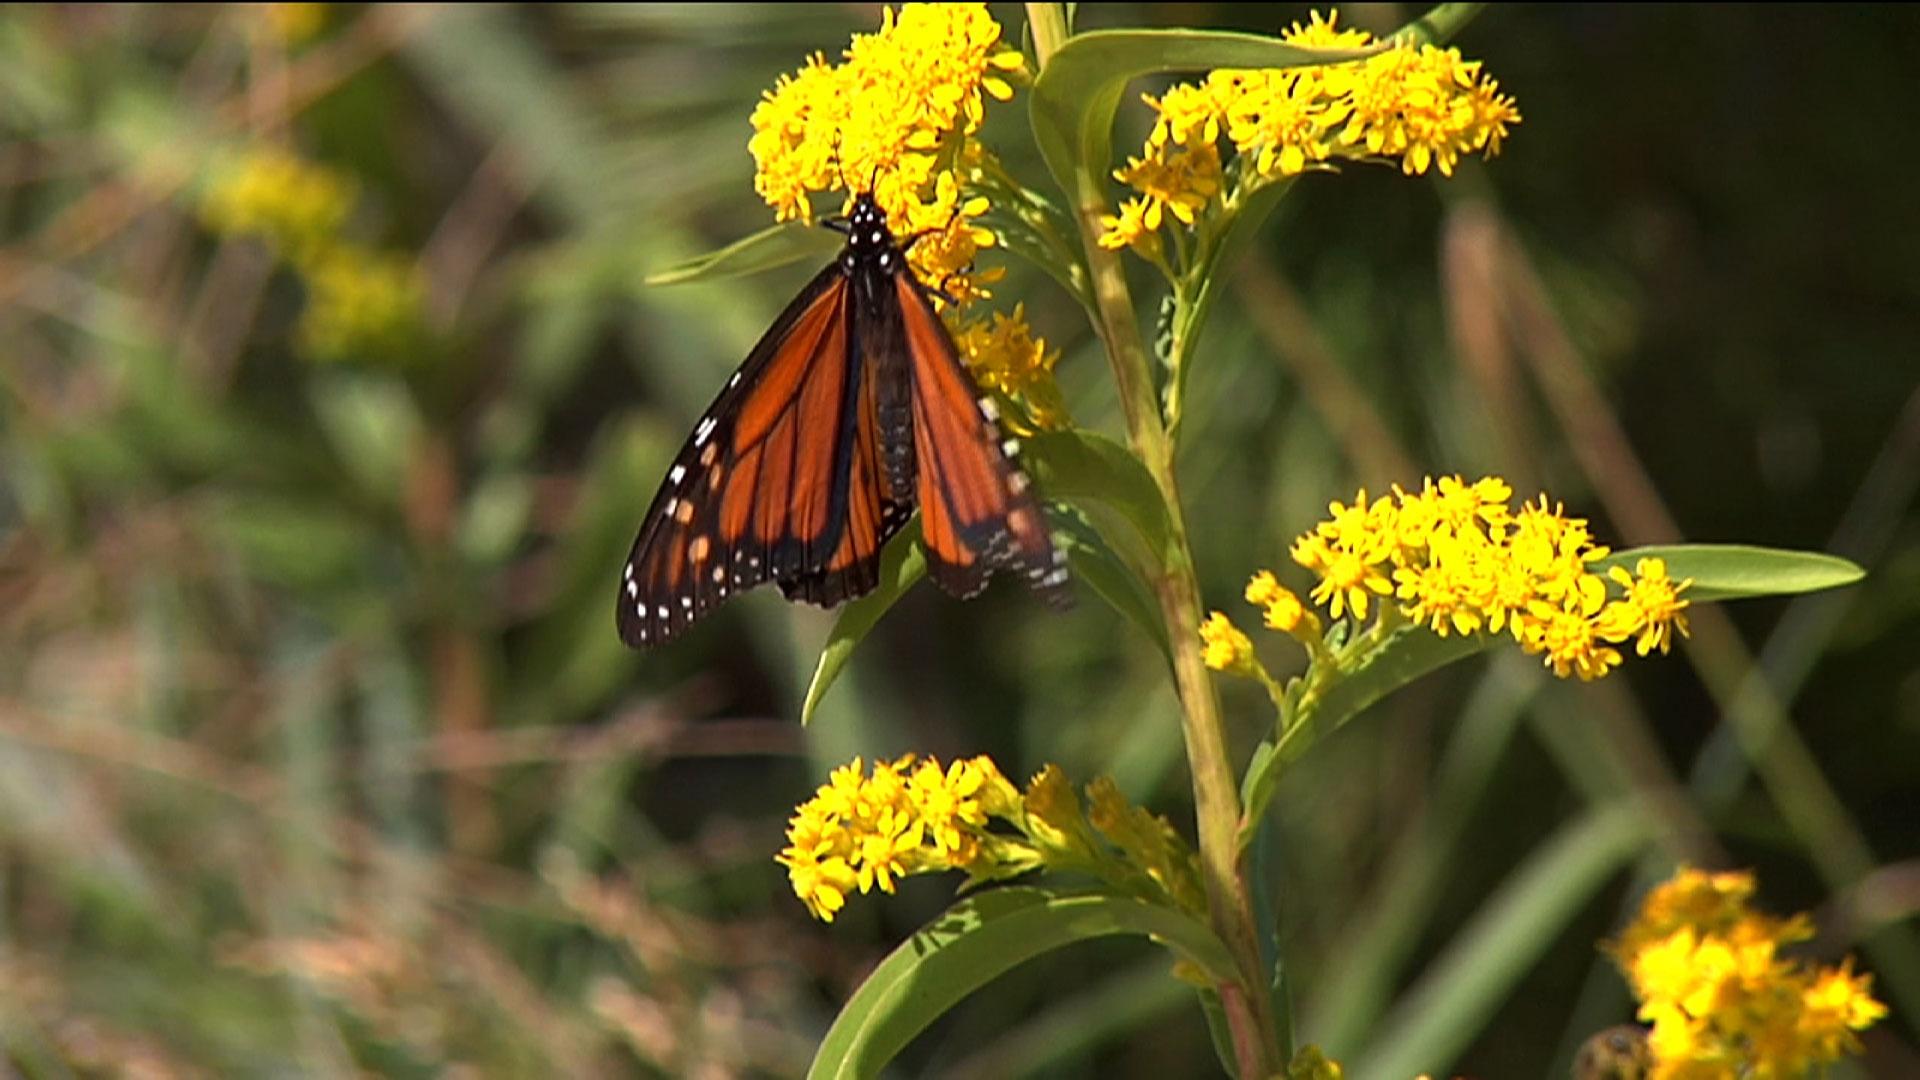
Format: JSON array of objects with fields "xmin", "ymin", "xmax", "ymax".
[{"xmin": 1028, "ymin": 6, "xmax": 1283, "ymax": 1074}]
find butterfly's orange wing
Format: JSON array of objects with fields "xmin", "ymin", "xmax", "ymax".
[
  {"xmin": 893, "ymin": 271, "xmax": 1068, "ymax": 603},
  {"xmin": 618, "ymin": 269, "xmax": 908, "ymax": 647}
]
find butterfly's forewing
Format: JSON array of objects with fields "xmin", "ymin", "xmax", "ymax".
[
  {"xmin": 891, "ymin": 270, "xmax": 1069, "ymax": 604},
  {"xmin": 619, "ymin": 267, "xmax": 870, "ymax": 647}
]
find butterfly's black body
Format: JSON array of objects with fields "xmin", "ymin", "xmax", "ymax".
[
  {"xmin": 830, "ymin": 197, "xmax": 919, "ymax": 508},
  {"xmin": 618, "ymin": 193, "xmax": 1066, "ymax": 649}
]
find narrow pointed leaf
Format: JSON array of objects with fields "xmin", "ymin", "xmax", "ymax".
[
  {"xmin": 1052, "ymin": 507, "xmax": 1170, "ymax": 657},
  {"xmin": 645, "ymin": 220, "xmax": 841, "ymax": 286},
  {"xmin": 1238, "ymin": 627, "xmax": 1483, "ymax": 851},
  {"xmin": 808, "ymin": 885, "xmax": 1235, "ymax": 1080},
  {"xmin": 1596, "ymin": 544, "xmax": 1863, "ymax": 603},
  {"xmin": 800, "ymin": 521, "xmax": 926, "ymax": 726},
  {"xmin": 1023, "ymin": 429, "xmax": 1174, "ymax": 565}
]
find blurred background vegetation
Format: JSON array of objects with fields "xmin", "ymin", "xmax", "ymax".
[{"xmin": 0, "ymin": 4, "xmax": 1915, "ymax": 1077}]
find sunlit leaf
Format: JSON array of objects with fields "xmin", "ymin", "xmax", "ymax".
[
  {"xmin": 644, "ymin": 220, "xmax": 841, "ymax": 286},
  {"xmin": 1051, "ymin": 507, "xmax": 1169, "ymax": 658},
  {"xmin": 808, "ymin": 885, "xmax": 1234, "ymax": 1080},
  {"xmin": 801, "ymin": 522, "xmax": 927, "ymax": 726},
  {"xmin": 1596, "ymin": 544, "xmax": 1863, "ymax": 603},
  {"xmin": 1238, "ymin": 627, "xmax": 1483, "ymax": 851},
  {"xmin": 1023, "ymin": 429, "xmax": 1174, "ymax": 565}
]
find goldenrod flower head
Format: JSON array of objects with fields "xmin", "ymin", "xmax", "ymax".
[
  {"xmin": 200, "ymin": 147, "xmax": 356, "ymax": 264},
  {"xmin": 1199, "ymin": 611, "xmax": 1255, "ymax": 674},
  {"xmin": 1097, "ymin": 196, "xmax": 1161, "ymax": 253},
  {"xmin": 1019, "ymin": 763, "xmax": 1093, "ymax": 855},
  {"xmin": 747, "ymin": 4, "xmax": 1018, "ymax": 261},
  {"xmin": 1293, "ymin": 488, "xmax": 1396, "ymax": 623},
  {"xmin": 1112, "ymin": 140, "xmax": 1222, "ymax": 230},
  {"xmin": 1144, "ymin": 83, "xmax": 1225, "ymax": 150},
  {"xmin": 953, "ymin": 303, "xmax": 1069, "ymax": 430},
  {"xmin": 1246, "ymin": 570, "xmax": 1321, "ymax": 643},
  {"xmin": 908, "ymin": 756, "xmax": 994, "ymax": 864},
  {"xmin": 1285, "ymin": 476, "xmax": 1688, "ymax": 680},
  {"xmin": 1606, "ymin": 865, "xmax": 1885, "ymax": 1078},
  {"xmin": 1219, "ymin": 68, "xmax": 1339, "ymax": 178},
  {"xmin": 1085, "ymin": 776, "xmax": 1206, "ymax": 915},
  {"xmin": 779, "ymin": 755, "xmax": 1203, "ymax": 922},
  {"xmin": 295, "ymin": 245, "xmax": 425, "ymax": 365},
  {"xmin": 1599, "ymin": 557, "xmax": 1693, "ymax": 656},
  {"xmin": 1281, "ymin": 10, "xmax": 1375, "ymax": 49},
  {"xmin": 1335, "ymin": 40, "xmax": 1521, "ymax": 177},
  {"xmin": 1102, "ymin": 11, "xmax": 1519, "ymax": 254}
]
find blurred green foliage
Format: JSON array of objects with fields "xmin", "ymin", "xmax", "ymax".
[{"xmin": 0, "ymin": 4, "xmax": 1914, "ymax": 1077}]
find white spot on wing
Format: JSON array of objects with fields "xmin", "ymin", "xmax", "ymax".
[
  {"xmin": 979, "ymin": 398, "xmax": 999, "ymax": 421},
  {"xmin": 669, "ymin": 465, "xmax": 686, "ymax": 485},
  {"xmin": 694, "ymin": 417, "xmax": 718, "ymax": 446},
  {"xmin": 1001, "ymin": 438, "xmax": 1020, "ymax": 457}
]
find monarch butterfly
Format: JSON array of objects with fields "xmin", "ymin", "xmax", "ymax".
[{"xmin": 617, "ymin": 192, "xmax": 1068, "ymax": 648}]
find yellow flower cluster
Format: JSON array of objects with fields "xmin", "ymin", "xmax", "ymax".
[
  {"xmin": 778, "ymin": 755, "xmax": 1202, "ymax": 923},
  {"xmin": 199, "ymin": 147, "xmax": 355, "ymax": 265},
  {"xmin": 296, "ymin": 246, "xmax": 427, "ymax": 363},
  {"xmin": 747, "ymin": 3, "xmax": 1023, "ymax": 307},
  {"xmin": 1609, "ymin": 866, "xmax": 1886, "ymax": 1078},
  {"xmin": 1288, "ymin": 476, "xmax": 1690, "ymax": 680},
  {"xmin": 198, "ymin": 147, "xmax": 424, "ymax": 365},
  {"xmin": 1101, "ymin": 10, "xmax": 1521, "ymax": 252},
  {"xmin": 1205, "ymin": 477, "xmax": 1690, "ymax": 681},
  {"xmin": 1199, "ymin": 611, "xmax": 1256, "ymax": 674},
  {"xmin": 952, "ymin": 303, "xmax": 1070, "ymax": 431}
]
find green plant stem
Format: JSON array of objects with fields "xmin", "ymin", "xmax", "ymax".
[{"xmin": 1027, "ymin": 6, "xmax": 1280, "ymax": 1074}]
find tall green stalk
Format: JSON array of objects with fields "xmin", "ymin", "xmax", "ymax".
[{"xmin": 1026, "ymin": 7, "xmax": 1281, "ymax": 1075}]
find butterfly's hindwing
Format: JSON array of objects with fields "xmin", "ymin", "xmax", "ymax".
[{"xmin": 891, "ymin": 268, "xmax": 1068, "ymax": 605}]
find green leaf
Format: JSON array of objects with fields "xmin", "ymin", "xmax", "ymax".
[
  {"xmin": 1238, "ymin": 626, "xmax": 1485, "ymax": 852},
  {"xmin": 807, "ymin": 885, "xmax": 1234, "ymax": 1080},
  {"xmin": 1596, "ymin": 544, "xmax": 1863, "ymax": 603},
  {"xmin": 1030, "ymin": 30, "xmax": 1376, "ymax": 203},
  {"xmin": 643, "ymin": 220, "xmax": 841, "ymax": 286},
  {"xmin": 800, "ymin": 522, "xmax": 927, "ymax": 726},
  {"xmin": 1051, "ymin": 507, "xmax": 1170, "ymax": 658},
  {"xmin": 1401, "ymin": 3, "xmax": 1491, "ymax": 46},
  {"xmin": 1023, "ymin": 429, "xmax": 1174, "ymax": 565}
]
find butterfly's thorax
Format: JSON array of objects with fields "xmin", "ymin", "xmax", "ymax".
[{"xmin": 840, "ymin": 197, "xmax": 917, "ymax": 500}]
